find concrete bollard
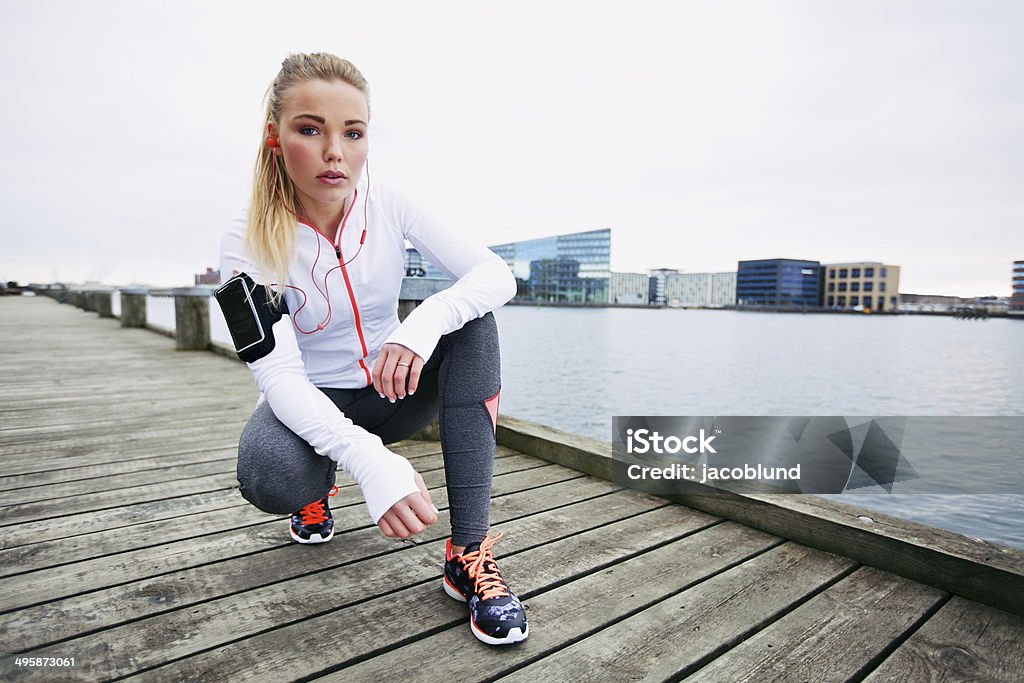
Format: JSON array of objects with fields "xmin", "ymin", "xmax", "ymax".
[
  {"xmin": 398, "ymin": 277, "xmax": 452, "ymax": 322},
  {"xmin": 96, "ymin": 291, "xmax": 113, "ymax": 318},
  {"xmin": 120, "ymin": 289, "xmax": 147, "ymax": 328},
  {"xmin": 173, "ymin": 287, "xmax": 211, "ymax": 351}
]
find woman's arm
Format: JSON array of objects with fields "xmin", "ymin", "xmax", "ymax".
[
  {"xmin": 381, "ymin": 194, "xmax": 517, "ymax": 365},
  {"xmin": 220, "ymin": 222, "xmax": 427, "ymax": 525}
]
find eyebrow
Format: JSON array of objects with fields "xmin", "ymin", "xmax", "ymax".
[{"xmin": 291, "ymin": 114, "xmax": 367, "ymax": 126}]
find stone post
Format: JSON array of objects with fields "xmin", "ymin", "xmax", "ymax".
[
  {"xmin": 397, "ymin": 277, "xmax": 453, "ymax": 441},
  {"xmin": 398, "ymin": 277, "xmax": 452, "ymax": 322},
  {"xmin": 120, "ymin": 288, "xmax": 148, "ymax": 328},
  {"xmin": 173, "ymin": 287, "xmax": 211, "ymax": 351},
  {"xmin": 96, "ymin": 290, "xmax": 113, "ymax": 318}
]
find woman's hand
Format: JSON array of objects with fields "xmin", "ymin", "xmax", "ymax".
[
  {"xmin": 372, "ymin": 342, "xmax": 424, "ymax": 402},
  {"xmin": 377, "ymin": 471, "xmax": 437, "ymax": 538}
]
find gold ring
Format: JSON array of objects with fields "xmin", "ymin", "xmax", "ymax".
[{"xmin": 396, "ymin": 361, "xmax": 410, "ymax": 367}]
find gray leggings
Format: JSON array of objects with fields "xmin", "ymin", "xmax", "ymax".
[{"xmin": 236, "ymin": 312, "xmax": 500, "ymax": 547}]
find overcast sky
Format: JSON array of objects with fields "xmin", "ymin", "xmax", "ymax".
[{"xmin": 2, "ymin": 1, "xmax": 1022, "ymax": 296}]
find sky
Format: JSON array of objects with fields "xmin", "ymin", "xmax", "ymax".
[{"xmin": 1, "ymin": 1, "xmax": 1022, "ymax": 296}]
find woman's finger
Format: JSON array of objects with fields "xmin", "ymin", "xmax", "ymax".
[
  {"xmin": 384, "ymin": 509, "xmax": 411, "ymax": 539},
  {"xmin": 407, "ymin": 355, "xmax": 425, "ymax": 396},
  {"xmin": 395, "ymin": 502, "xmax": 426, "ymax": 536},
  {"xmin": 379, "ymin": 349, "xmax": 398, "ymax": 401},
  {"xmin": 415, "ymin": 471, "xmax": 434, "ymax": 511},
  {"xmin": 393, "ymin": 360, "xmax": 410, "ymax": 400}
]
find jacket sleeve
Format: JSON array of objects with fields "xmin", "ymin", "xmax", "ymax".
[
  {"xmin": 220, "ymin": 218, "xmax": 420, "ymax": 523},
  {"xmin": 382, "ymin": 191, "xmax": 517, "ymax": 362}
]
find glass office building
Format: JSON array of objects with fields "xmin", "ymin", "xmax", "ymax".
[
  {"xmin": 736, "ymin": 259, "xmax": 823, "ymax": 306},
  {"xmin": 490, "ymin": 229, "xmax": 611, "ymax": 304},
  {"xmin": 1012, "ymin": 260, "xmax": 1024, "ymax": 315}
]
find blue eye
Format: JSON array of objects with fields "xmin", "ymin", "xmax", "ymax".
[
  {"xmin": 345, "ymin": 130, "xmax": 364, "ymax": 140},
  {"xmin": 299, "ymin": 126, "xmax": 319, "ymax": 135}
]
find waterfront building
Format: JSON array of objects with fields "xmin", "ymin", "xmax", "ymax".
[
  {"xmin": 662, "ymin": 271, "xmax": 737, "ymax": 307},
  {"xmin": 490, "ymin": 229, "xmax": 611, "ymax": 304},
  {"xmin": 1012, "ymin": 260, "xmax": 1024, "ymax": 316},
  {"xmin": 823, "ymin": 261, "xmax": 900, "ymax": 312},
  {"xmin": 647, "ymin": 268, "xmax": 679, "ymax": 305},
  {"xmin": 195, "ymin": 267, "xmax": 220, "ymax": 286},
  {"xmin": 736, "ymin": 259, "xmax": 822, "ymax": 306},
  {"xmin": 610, "ymin": 272, "xmax": 649, "ymax": 304},
  {"xmin": 404, "ymin": 248, "xmax": 450, "ymax": 280}
]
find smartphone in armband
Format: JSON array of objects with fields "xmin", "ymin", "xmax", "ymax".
[{"xmin": 214, "ymin": 273, "xmax": 283, "ymax": 363}]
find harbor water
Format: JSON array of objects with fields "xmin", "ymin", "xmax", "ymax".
[
  {"xmin": 161, "ymin": 296, "xmax": 1024, "ymax": 550},
  {"xmin": 492, "ymin": 306, "xmax": 1024, "ymax": 550}
]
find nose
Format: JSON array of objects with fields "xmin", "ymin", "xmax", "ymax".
[{"xmin": 324, "ymin": 133, "xmax": 344, "ymax": 163}]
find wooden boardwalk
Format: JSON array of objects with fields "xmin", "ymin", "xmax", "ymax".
[{"xmin": 2, "ymin": 295, "xmax": 1023, "ymax": 682}]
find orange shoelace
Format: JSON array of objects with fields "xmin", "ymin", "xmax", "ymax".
[
  {"xmin": 298, "ymin": 485, "xmax": 339, "ymax": 525},
  {"xmin": 459, "ymin": 531, "xmax": 511, "ymax": 601}
]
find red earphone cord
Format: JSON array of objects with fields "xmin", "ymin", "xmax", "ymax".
[{"xmin": 266, "ymin": 137, "xmax": 370, "ymax": 334}]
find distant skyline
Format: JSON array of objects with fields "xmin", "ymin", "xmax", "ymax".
[{"xmin": 2, "ymin": 1, "xmax": 1022, "ymax": 297}]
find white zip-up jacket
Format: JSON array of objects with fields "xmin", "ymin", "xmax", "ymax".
[{"xmin": 220, "ymin": 174, "xmax": 517, "ymax": 523}]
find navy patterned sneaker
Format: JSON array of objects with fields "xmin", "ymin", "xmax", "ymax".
[
  {"xmin": 442, "ymin": 531, "xmax": 529, "ymax": 645},
  {"xmin": 289, "ymin": 485, "xmax": 339, "ymax": 544}
]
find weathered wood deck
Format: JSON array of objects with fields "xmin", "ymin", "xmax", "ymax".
[{"xmin": 2, "ymin": 295, "xmax": 1023, "ymax": 682}]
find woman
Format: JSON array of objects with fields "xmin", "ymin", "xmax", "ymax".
[{"xmin": 217, "ymin": 52, "xmax": 527, "ymax": 645}]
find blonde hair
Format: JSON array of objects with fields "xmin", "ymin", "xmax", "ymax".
[{"xmin": 246, "ymin": 53, "xmax": 370, "ymax": 302}]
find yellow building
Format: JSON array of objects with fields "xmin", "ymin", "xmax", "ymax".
[{"xmin": 824, "ymin": 262, "xmax": 900, "ymax": 312}]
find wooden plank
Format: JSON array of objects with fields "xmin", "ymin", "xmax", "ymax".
[
  {"xmin": 863, "ymin": 596, "xmax": 1024, "ymax": 682},
  {"xmin": 118, "ymin": 503, "xmax": 717, "ymax": 683},
  {"xmin": 0, "ymin": 452, "xmax": 548, "ymax": 540},
  {"xmin": 1, "ymin": 457, "xmax": 236, "ymax": 505},
  {"xmin": 0, "ymin": 443, "xmax": 503, "ymax": 495},
  {"xmin": 0, "ymin": 444, "xmax": 507, "ymax": 503},
  {"xmin": 0, "ymin": 475, "xmax": 621, "ymax": 653},
  {"xmin": 0, "ymin": 462, "xmax": 586, "ymax": 579},
  {"xmin": 496, "ymin": 542, "xmax": 855, "ymax": 683},
  {"xmin": 0, "ymin": 433, "xmax": 241, "ymax": 466},
  {"xmin": 0, "ymin": 420, "xmax": 248, "ymax": 456},
  {"xmin": 0, "ymin": 449, "xmax": 236, "ymax": 491},
  {"xmin": 683, "ymin": 567, "xmax": 947, "ymax": 682},
  {"xmin": 5, "ymin": 491, "xmax": 697, "ymax": 680},
  {"xmin": 0, "ymin": 412, "xmax": 246, "ymax": 446},
  {"xmin": 496, "ymin": 416, "xmax": 1024, "ymax": 616}
]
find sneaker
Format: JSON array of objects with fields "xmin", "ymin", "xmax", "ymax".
[
  {"xmin": 442, "ymin": 531, "xmax": 529, "ymax": 645},
  {"xmin": 289, "ymin": 485, "xmax": 339, "ymax": 544}
]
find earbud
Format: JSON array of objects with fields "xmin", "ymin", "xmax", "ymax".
[{"xmin": 266, "ymin": 137, "xmax": 279, "ymax": 148}]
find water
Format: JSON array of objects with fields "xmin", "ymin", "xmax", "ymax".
[
  {"xmin": 152, "ymin": 299, "xmax": 1024, "ymax": 549},
  {"xmin": 492, "ymin": 306, "xmax": 1024, "ymax": 550}
]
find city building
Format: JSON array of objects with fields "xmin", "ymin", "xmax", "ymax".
[
  {"xmin": 662, "ymin": 272, "xmax": 737, "ymax": 307},
  {"xmin": 736, "ymin": 259, "xmax": 822, "ymax": 307},
  {"xmin": 647, "ymin": 268, "xmax": 678, "ymax": 305},
  {"xmin": 195, "ymin": 268, "xmax": 220, "ymax": 286},
  {"xmin": 1012, "ymin": 260, "xmax": 1024, "ymax": 316},
  {"xmin": 823, "ymin": 262, "xmax": 900, "ymax": 312},
  {"xmin": 610, "ymin": 272, "xmax": 649, "ymax": 304},
  {"xmin": 490, "ymin": 229, "xmax": 611, "ymax": 304},
  {"xmin": 404, "ymin": 248, "xmax": 450, "ymax": 280}
]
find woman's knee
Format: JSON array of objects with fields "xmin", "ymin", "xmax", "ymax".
[{"xmin": 236, "ymin": 406, "xmax": 336, "ymax": 514}]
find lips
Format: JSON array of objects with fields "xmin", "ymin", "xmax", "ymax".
[{"xmin": 318, "ymin": 171, "xmax": 347, "ymax": 179}]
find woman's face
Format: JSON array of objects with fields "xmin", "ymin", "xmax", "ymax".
[{"xmin": 271, "ymin": 78, "xmax": 370, "ymax": 217}]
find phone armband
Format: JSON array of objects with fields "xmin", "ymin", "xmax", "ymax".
[{"xmin": 214, "ymin": 272, "xmax": 287, "ymax": 363}]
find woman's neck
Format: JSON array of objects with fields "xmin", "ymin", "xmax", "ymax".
[{"xmin": 297, "ymin": 196, "xmax": 349, "ymax": 243}]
